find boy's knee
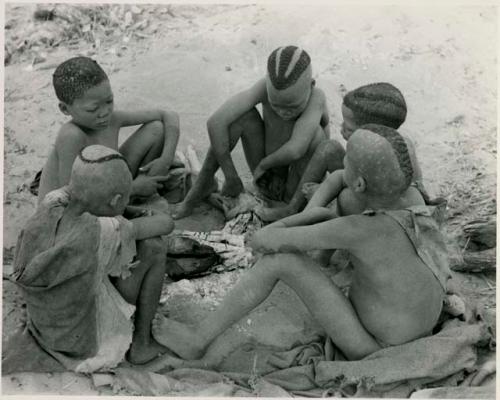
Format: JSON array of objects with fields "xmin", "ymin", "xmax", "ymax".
[
  {"xmin": 320, "ymin": 140, "xmax": 345, "ymax": 158},
  {"xmin": 144, "ymin": 120, "xmax": 164, "ymax": 139},
  {"xmin": 138, "ymin": 237, "xmax": 166, "ymax": 260},
  {"xmin": 318, "ymin": 140, "xmax": 345, "ymax": 171},
  {"xmin": 230, "ymin": 108, "xmax": 262, "ymax": 133}
]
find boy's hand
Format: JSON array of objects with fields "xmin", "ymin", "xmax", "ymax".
[
  {"xmin": 139, "ymin": 157, "xmax": 171, "ymax": 177},
  {"xmin": 221, "ymin": 176, "xmax": 244, "ymax": 197},
  {"xmin": 133, "ymin": 174, "xmax": 170, "ymax": 197}
]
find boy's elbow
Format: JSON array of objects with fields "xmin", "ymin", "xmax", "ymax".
[
  {"xmin": 288, "ymin": 147, "xmax": 306, "ymax": 162},
  {"xmin": 163, "ymin": 110, "xmax": 180, "ymax": 128},
  {"xmin": 207, "ymin": 115, "xmax": 221, "ymax": 134}
]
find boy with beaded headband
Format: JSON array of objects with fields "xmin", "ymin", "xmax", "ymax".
[
  {"xmin": 37, "ymin": 56, "xmax": 180, "ymax": 203},
  {"xmin": 173, "ymin": 45, "xmax": 345, "ymax": 219},
  {"xmin": 14, "ymin": 145, "xmax": 174, "ymax": 368},
  {"xmin": 151, "ymin": 124, "xmax": 450, "ymax": 362}
]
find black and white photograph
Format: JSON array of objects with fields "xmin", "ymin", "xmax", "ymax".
[{"xmin": 2, "ymin": 1, "xmax": 496, "ymax": 397}]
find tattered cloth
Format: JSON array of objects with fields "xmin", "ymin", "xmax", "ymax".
[
  {"xmin": 7, "ymin": 190, "xmax": 137, "ymax": 373},
  {"xmin": 102, "ymin": 317, "xmax": 492, "ymax": 397}
]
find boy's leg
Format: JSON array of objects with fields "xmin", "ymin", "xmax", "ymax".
[
  {"xmin": 113, "ymin": 237, "xmax": 168, "ymax": 364},
  {"xmin": 152, "ymin": 253, "xmax": 380, "ymax": 361},
  {"xmin": 257, "ymin": 137, "xmax": 345, "ymax": 222},
  {"xmin": 119, "ymin": 121, "xmax": 165, "ymax": 177},
  {"xmin": 173, "ymin": 108, "xmax": 265, "ymax": 219}
]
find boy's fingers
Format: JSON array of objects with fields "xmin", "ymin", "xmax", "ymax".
[{"xmin": 153, "ymin": 175, "xmax": 171, "ymax": 182}]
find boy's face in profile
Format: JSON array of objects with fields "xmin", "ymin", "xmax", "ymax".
[
  {"xmin": 341, "ymin": 104, "xmax": 358, "ymax": 141},
  {"xmin": 61, "ymin": 80, "xmax": 114, "ymax": 130},
  {"xmin": 266, "ymin": 77, "xmax": 312, "ymax": 121}
]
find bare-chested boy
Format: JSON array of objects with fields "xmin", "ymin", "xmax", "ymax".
[
  {"xmin": 307, "ymin": 82, "xmax": 431, "ymax": 216},
  {"xmin": 152, "ymin": 124, "xmax": 450, "ymax": 361},
  {"xmin": 173, "ymin": 46, "xmax": 344, "ymax": 219},
  {"xmin": 37, "ymin": 56, "xmax": 180, "ymax": 203},
  {"xmin": 14, "ymin": 145, "xmax": 174, "ymax": 369}
]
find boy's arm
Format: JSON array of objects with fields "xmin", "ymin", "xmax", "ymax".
[
  {"xmin": 403, "ymin": 136, "xmax": 423, "ymax": 184},
  {"xmin": 114, "ymin": 109, "xmax": 180, "ymax": 175},
  {"xmin": 266, "ymin": 206, "xmax": 336, "ymax": 228},
  {"xmin": 207, "ymin": 79, "xmax": 267, "ymax": 183},
  {"xmin": 305, "ymin": 169, "xmax": 346, "ymax": 210},
  {"xmin": 257, "ymin": 88, "xmax": 326, "ymax": 174},
  {"xmin": 251, "ymin": 212, "xmax": 367, "ymax": 254},
  {"xmin": 130, "ymin": 211, "xmax": 175, "ymax": 240},
  {"xmin": 403, "ymin": 135, "xmax": 432, "ymax": 202}
]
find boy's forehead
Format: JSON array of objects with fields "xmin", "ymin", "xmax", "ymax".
[{"xmin": 75, "ymin": 80, "xmax": 113, "ymax": 103}]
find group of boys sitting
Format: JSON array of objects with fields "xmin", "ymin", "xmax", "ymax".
[{"xmin": 13, "ymin": 45, "xmax": 450, "ymax": 371}]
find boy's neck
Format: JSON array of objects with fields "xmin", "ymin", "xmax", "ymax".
[{"xmin": 63, "ymin": 198, "xmax": 88, "ymax": 218}]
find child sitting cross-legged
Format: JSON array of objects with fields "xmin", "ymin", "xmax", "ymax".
[
  {"xmin": 13, "ymin": 145, "xmax": 174, "ymax": 371},
  {"xmin": 37, "ymin": 56, "xmax": 180, "ymax": 204},
  {"xmin": 152, "ymin": 124, "xmax": 451, "ymax": 361}
]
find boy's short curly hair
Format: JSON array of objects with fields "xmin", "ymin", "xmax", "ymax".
[
  {"xmin": 53, "ymin": 56, "xmax": 108, "ymax": 104},
  {"xmin": 267, "ymin": 46, "xmax": 311, "ymax": 90},
  {"xmin": 343, "ymin": 83, "xmax": 407, "ymax": 129}
]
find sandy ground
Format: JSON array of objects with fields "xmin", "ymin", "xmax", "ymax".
[{"xmin": 2, "ymin": 3, "xmax": 497, "ymax": 396}]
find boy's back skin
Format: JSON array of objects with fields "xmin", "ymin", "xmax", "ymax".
[
  {"xmin": 173, "ymin": 46, "xmax": 344, "ymax": 219},
  {"xmin": 38, "ymin": 56, "xmax": 180, "ymax": 203},
  {"xmin": 151, "ymin": 125, "xmax": 449, "ymax": 362}
]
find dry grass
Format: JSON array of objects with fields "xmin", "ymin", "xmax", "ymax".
[{"xmin": 427, "ymin": 124, "xmax": 496, "ymax": 244}]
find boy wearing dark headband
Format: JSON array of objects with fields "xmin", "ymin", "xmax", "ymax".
[{"xmin": 14, "ymin": 145, "xmax": 174, "ymax": 368}]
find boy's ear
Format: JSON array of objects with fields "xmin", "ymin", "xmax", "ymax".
[
  {"xmin": 58, "ymin": 102, "xmax": 71, "ymax": 116},
  {"xmin": 353, "ymin": 176, "xmax": 366, "ymax": 193},
  {"xmin": 109, "ymin": 194, "xmax": 122, "ymax": 208}
]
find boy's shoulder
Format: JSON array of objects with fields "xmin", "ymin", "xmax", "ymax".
[
  {"xmin": 250, "ymin": 78, "xmax": 268, "ymax": 101},
  {"xmin": 309, "ymin": 86, "xmax": 327, "ymax": 107},
  {"xmin": 56, "ymin": 121, "xmax": 87, "ymax": 141},
  {"xmin": 54, "ymin": 122, "xmax": 89, "ymax": 149}
]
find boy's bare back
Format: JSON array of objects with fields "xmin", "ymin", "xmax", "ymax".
[
  {"xmin": 252, "ymin": 125, "xmax": 449, "ymax": 347},
  {"xmin": 341, "ymin": 213, "xmax": 444, "ymax": 345}
]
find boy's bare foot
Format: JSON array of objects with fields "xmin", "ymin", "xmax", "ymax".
[
  {"xmin": 255, "ymin": 204, "xmax": 294, "ymax": 222},
  {"xmin": 221, "ymin": 177, "xmax": 244, "ymax": 197},
  {"xmin": 127, "ymin": 337, "xmax": 169, "ymax": 365},
  {"xmin": 171, "ymin": 201, "xmax": 195, "ymax": 220},
  {"xmin": 152, "ymin": 314, "xmax": 205, "ymax": 360}
]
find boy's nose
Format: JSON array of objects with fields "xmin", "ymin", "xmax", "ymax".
[{"xmin": 98, "ymin": 105, "xmax": 112, "ymax": 118}]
